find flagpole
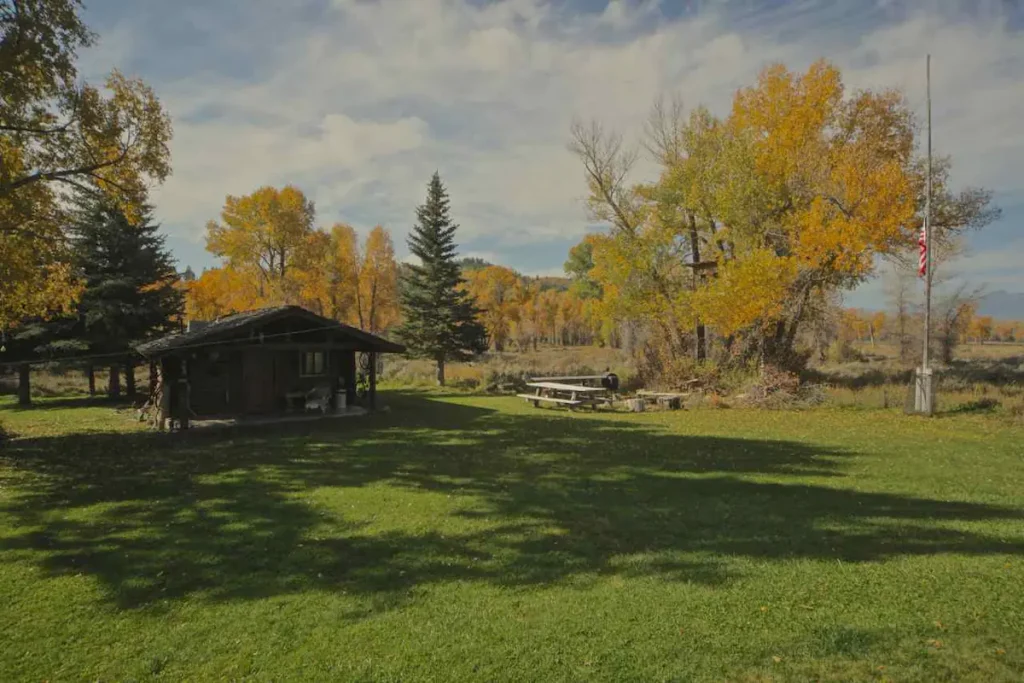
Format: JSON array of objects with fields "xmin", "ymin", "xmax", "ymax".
[
  {"xmin": 917, "ymin": 53, "xmax": 934, "ymax": 414},
  {"xmin": 923, "ymin": 53, "xmax": 932, "ymax": 370}
]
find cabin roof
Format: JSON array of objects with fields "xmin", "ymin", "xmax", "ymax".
[{"xmin": 136, "ymin": 305, "xmax": 406, "ymax": 357}]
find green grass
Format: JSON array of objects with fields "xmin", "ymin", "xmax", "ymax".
[{"xmin": 2, "ymin": 393, "xmax": 1023, "ymax": 681}]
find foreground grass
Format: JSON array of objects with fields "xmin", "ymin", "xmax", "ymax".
[{"xmin": 1, "ymin": 394, "xmax": 1023, "ymax": 681}]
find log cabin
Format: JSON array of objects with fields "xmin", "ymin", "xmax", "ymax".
[{"xmin": 136, "ymin": 305, "xmax": 405, "ymax": 429}]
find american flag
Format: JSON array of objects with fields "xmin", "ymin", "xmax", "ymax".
[{"xmin": 918, "ymin": 225, "xmax": 927, "ymax": 277}]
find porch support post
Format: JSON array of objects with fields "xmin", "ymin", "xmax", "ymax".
[
  {"xmin": 17, "ymin": 363, "xmax": 30, "ymax": 407},
  {"xmin": 159, "ymin": 358, "xmax": 171, "ymax": 431},
  {"xmin": 368, "ymin": 351, "xmax": 377, "ymax": 411},
  {"xmin": 179, "ymin": 359, "xmax": 191, "ymax": 430}
]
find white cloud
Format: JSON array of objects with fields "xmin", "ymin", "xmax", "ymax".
[
  {"xmin": 951, "ymin": 242, "xmax": 1024, "ymax": 276},
  {"xmin": 83, "ymin": 0, "xmax": 1024, "ymax": 287}
]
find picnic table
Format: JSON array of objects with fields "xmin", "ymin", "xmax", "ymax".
[
  {"xmin": 518, "ymin": 380, "xmax": 611, "ymax": 410},
  {"xmin": 529, "ymin": 375, "xmax": 608, "ymax": 386}
]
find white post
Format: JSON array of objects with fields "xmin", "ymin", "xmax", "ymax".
[{"xmin": 916, "ymin": 54, "xmax": 935, "ymax": 415}]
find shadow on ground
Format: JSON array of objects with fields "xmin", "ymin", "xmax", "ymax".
[
  {"xmin": 0, "ymin": 394, "xmax": 138, "ymax": 412},
  {"xmin": 2, "ymin": 392, "xmax": 1022, "ymax": 612}
]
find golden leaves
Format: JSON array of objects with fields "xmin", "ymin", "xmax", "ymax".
[
  {"xmin": 0, "ymin": 182, "xmax": 83, "ymax": 329},
  {"xmin": 190, "ymin": 193, "xmax": 401, "ymax": 334},
  {"xmin": 571, "ymin": 59, "xmax": 921, "ymax": 352},
  {"xmin": 357, "ymin": 226, "xmax": 400, "ymax": 333},
  {"xmin": 692, "ymin": 250, "xmax": 798, "ymax": 337},
  {"xmin": 465, "ymin": 265, "xmax": 522, "ymax": 350}
]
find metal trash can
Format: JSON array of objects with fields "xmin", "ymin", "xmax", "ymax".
[
  {"xmin": 335, "ymin": 391, "xmax": 347, "ymax": 414},
  {"xmin": 602, "ymin": 372, "xmax": 619, "ymax": 392}
]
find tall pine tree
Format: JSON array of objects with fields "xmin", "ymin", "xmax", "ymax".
[
  {"xmin": 397, "ymin": 172, "xmax": 487, "ymax": 385},
  {"xmin": 72, "ymin": 200, "xmax": 184, "ymax": 397}
]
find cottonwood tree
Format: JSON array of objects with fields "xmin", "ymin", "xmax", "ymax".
[
  {"xmin": 465, "ymin": 264, "xmax": 521, "ymax": 351},
  {"xmin": 186, "ymin": 266, "xmax": 267, "ymax": 321},
  {"xmin": 295, "ymin": 223, "xmax": 359, "ymax": 321},
  {"xmin": 204, "ymin": 185, "xmax": 316, "ymax": 301},
  {"xmin": 193, "ymin": 197, "xmax": 403, "ymax": 334},
  {"xmin": 1, "ymin": 0, "xmax": 172, "ymax": 330},
  {"xmin": 571, "ymin": 60, "xmax": 997, "ymax": 381},
  {"xmin": 355, "ymin": 225, "xmax": 399, "ymax": 333},
  {"xmin": 396, "ymin": 172, "xmax": 487, "ymax": 385},
  {"xmin": 885, "ymin": 264, "xmax": 918, "ymax": 363}
]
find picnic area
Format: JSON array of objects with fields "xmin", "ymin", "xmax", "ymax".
[{"xmin": 2, "ymin": 390, "xmax": 1023, "ymax": 681}]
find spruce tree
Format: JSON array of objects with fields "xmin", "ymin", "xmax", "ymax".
[
  {"xmin": 397, "ymin": 172, "xmax": 487, "ymax": 385},
  {"xmin": 72, "ymin": 200, "xmax": 184, "ymax": 397}
]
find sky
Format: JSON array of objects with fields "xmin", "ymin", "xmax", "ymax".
[{"xmin": 78, "ymin": 0, "xmax": 1024, "ymax": 309}]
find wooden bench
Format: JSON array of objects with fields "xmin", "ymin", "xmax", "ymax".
[
  {"xmin": 516, "ymin": 394, "xmax": 584, "ymax": 407},
  {"xmin": 636, "ymin": 391, "xmax": 686, "ymax": 410}
]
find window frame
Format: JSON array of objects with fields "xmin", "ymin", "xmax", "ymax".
[{"xmin": 300, "ymin": 350, "xmax": 326, "ymax": 377}]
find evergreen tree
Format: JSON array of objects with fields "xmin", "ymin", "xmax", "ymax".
[
  {"xmin": 72, "ymin": 200, "xmax": 184, "ymax": 397},
  {"xmin": 1, "ymin": 201, "xmax": 183, "ymax": 403},
  {"xmin": 397, "ymin": 172, "xmax": 487, "ymax": 385}
]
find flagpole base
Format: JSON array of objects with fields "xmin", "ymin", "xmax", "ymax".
[{"xmin": 914, "ymin": 367, "xmax": 935, "ymax": 415}]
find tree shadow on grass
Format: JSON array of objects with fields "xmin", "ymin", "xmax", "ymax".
[
  {"xmin": 0, "ymin": 394, "xmax": 137, "ymax": 412},
  {"xmin": 1, "ymin": 392, "xmax": 1022, "ymax": 614}
]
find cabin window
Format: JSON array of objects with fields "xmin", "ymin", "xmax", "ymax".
[{"xmin": 301, "ymin": 351, "xmax": 326, "ymax": 376}]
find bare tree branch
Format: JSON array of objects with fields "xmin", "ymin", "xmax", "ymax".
[
  {"xmin": 1, "ymin": 147, "xmax": 129, "ymax": 196},
  {"xmin": 568, "ymin": 117, "xmax": 640, "ymax": 235},
  {"xmin": 643, "ymin": 94, "xmax": 686, "ymax": 165}
]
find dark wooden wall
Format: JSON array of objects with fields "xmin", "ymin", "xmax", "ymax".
[{"xmin": 181, "ymin": 347, "xmax": 356, "ymax": 418}]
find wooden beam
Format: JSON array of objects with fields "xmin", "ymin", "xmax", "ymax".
[
  {"xmin": 159, "ymin": 359, "xmax": 171, "ymax": 431},
  {"xmin": 344, "ymin": 352, "xmax": 357, "ymax": 407},
  {"xmin": 17, "ymin": 363, "xmax": 30, "ymax": 407},
  {"xmin": 168, "ymin": 342, "xmax": 389, "ymax": 354},
  {"xmin": 368, "ymin": 351, "xmax": 377, "ymax": 411}
]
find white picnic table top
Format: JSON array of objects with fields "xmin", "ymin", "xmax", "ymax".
[{"xmin": 525, "ymin": 381, "xmax": 607, "ymax": 393}]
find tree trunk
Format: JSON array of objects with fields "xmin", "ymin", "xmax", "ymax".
[
  {"xmin": 108, "ymin": 364, "xmax": 121, "ymax": 399},
  {"xmin": 626, "ymin": 398, "xmax": 646, "ymax": 413},
  {"xmin": 435, "ymin": 358, "xmax": 446, "ymax": 387},
  {"xmin": 17, "ymin": 363, "xmax": 30, "ymax": 407},
  {"xmin": 125, "ymin": 359, "xmax": 136, "ymax": 398},
  {"xmin": 87, "ymin": 365, "xmax": 96, "ymax": 396},
  {"xmin": 689, "ymin": 214, "xmax": 707, "ymax": 363}
]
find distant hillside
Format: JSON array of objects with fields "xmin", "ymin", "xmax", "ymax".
[
  {"xmin": 455, "ymin": 257, "xmax": 571, "ymax": 291},
  {"xmin": 529, "ymin": 275, "xmax": 570, "ymax": 291},
  {"xmin": 978, "ymin": 291, "xmax": 1024, "ymax": 319},
  {"xmin": 458, "ymin": 257, "xmax": 492, "ymax": 273}
]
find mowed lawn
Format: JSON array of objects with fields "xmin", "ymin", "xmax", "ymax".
[{"xmin": 1, "ymin": 393, "xmax": 1023, "ymax": 681}]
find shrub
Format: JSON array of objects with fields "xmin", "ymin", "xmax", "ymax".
[
  {"xmin": 706, "ymin": 393, "xmax": 730, "ymax": 409},
  {"xmin": 950, "ymin": 397, "xmax": 1001, "ymax": 414},
  {"xmin": 739, "ymin": 364, "xmax": 826, "ymax": 409},
  {"xmin": 484, "ymin": 370, "xmax": 528, "ymax": 394},
  {"xmin": 826, "ymin": 339, "xmax": 863, "ymax": 364},
  {"xmin": 0, "ymin": 420, "xmax": 10, "ymax": 448},
  {"xmin": 449, "ymin": 377, "xmax": 481, "ymax": 391}
]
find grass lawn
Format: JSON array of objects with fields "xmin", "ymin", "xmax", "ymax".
[{"xmin": 2, "ymin": 393, "xmax": 1023, "ymax": 681}]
